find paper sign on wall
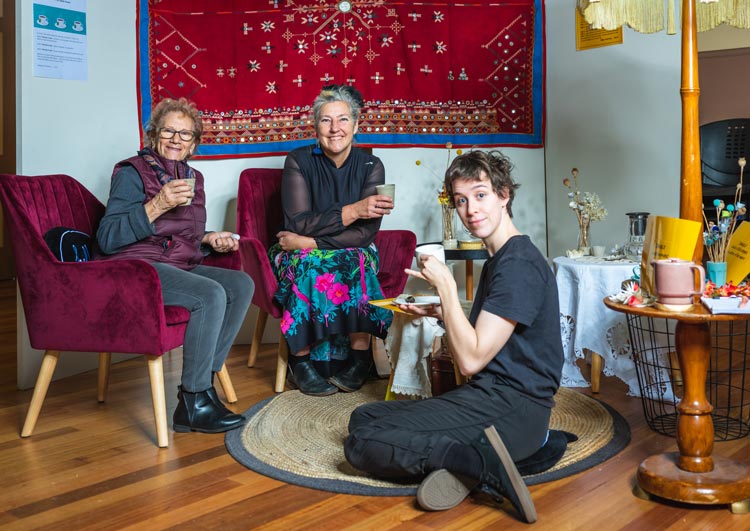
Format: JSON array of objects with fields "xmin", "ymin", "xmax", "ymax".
[
  {"xmin": 640, "ymin": 216, "xmax": 703, "ymax": 296},
  {"xmin": 33, "ymin": 0, "xmax": 87, "ymax": 81},
  {"xmin": 725, "ymin": 221, "xmax": 750, "ymax": 284}
]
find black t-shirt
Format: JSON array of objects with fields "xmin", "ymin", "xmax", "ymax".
[{"xmin": 469, "ymin": 235, "xmax": 563, "ymax": 407}]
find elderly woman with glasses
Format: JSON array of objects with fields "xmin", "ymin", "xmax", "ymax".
[
  {"xmin": 271, "ymin": 84, "xmax": 393, "ymax": 396},
  {"xmin": 96, "ymin": 97, "xmax": 254, "ymax": 434}
]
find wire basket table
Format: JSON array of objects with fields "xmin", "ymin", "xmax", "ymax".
[{"xmin": 625, "ymin": 313, "xmax": 750, "ymax": 441}]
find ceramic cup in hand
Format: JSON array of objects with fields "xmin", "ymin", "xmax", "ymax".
[
  {"xmin": 183, "ymin": 178, "xmax": 196, "ymax": 206},
  {"xmin": 415, "ymin": 243, "xmax": 446, "ymax": 265}
]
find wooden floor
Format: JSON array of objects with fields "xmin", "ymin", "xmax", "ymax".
[{"xmin": 1, "ymin": 279, "xmax": 749, "ymax": 530}]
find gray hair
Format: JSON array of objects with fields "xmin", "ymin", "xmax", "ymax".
[
  {"xmin": 312, "ymin": 85, "xmax": 364, "ymax": 124},
  {"xmin": 144, "ymin": 97, "xmax": 202, "ymax": 151}
]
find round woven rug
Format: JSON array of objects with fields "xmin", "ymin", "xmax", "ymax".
[{"xmin": 225, "ymin": 380, "xmax": 630, "ymax": 496}]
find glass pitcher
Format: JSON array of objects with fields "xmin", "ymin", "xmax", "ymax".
[{"xmin": 623, "ymin": 212, "xmax": 649, "ymax": 261}]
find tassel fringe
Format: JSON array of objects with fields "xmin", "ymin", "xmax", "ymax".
[{"xmin": 577, "ymin": 0, "xmax": 750, "ymax": 34}]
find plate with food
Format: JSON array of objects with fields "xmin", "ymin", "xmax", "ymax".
[{"xmin": 393, "ymin": 294, "xmax": 441, "ymax": 306}]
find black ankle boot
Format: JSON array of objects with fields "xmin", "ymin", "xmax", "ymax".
[
  {"xmin": 173, "ymin": 386, "xmax": 246, "ymax": 434},
  {"xmin": 178, "ymin": 384, "xmax": 233, "ymax": 414},
  {"xmin": 287, "ymin": 360, "xmax": 338, "ymax": 396},
  {"xmin": 329, "ymin": 349, "xmax": 373, "ymax": 392}
]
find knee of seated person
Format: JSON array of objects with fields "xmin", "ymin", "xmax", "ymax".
[
  {"xmin": 239, "ymin": 271, "xmax": 255, "ymax": 299},
  {"xmin": 343, "ymin": 433, "xmax": 361, "ymax": 465},
  {"xmin": 199, "ymin": 286, "xmax": 227, "ymax": 312},
  {"xmin": 347, "ymin": 406, "xmax": 372, "ymax": 432},
  {"xmin": 343, "ymin": 432, "xmax": 379, "ymax": 472}
]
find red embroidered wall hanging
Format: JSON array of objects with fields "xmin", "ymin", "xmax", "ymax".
[{"xmin": 137, "ymin": 1, "xmax": 545, "ymax": 159}]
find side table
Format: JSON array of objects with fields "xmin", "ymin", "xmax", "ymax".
[{"xmin": 604, "ymin": 298, "xmax": 750, "ymax": 513}]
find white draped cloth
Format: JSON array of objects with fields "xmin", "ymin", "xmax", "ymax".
[
  {"xmin": 554, "ymin": 256, "xmax": 643, "ymax": 396},
  {"xmin": 386, "ymin": 300, "xmax": 472, "ymax": 398},
  {"xmin": 386, "ymin": 313, "xmax": 443, "ymax": 398}
]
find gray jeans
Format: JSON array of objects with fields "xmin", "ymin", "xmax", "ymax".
[{"xmin": 152, "ymin": 262, "xmax": 254, "ymax": 392}]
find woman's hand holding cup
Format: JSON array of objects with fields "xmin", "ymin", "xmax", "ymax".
[
  {"xmin": 157, "ymin": 179, "xmax": 194, "ymax": 209},
  {"xmin": 147, "ymin": 179, "xmax": 194, "ymax": 221},
  {"xmin": 359, "ymin": 194, "xmax": 394, "ymax": 218}
]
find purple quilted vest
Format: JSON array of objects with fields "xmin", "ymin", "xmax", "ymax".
[{"xmin": 101, "ymin": 155, "xmax": 207, "ymax": 270}]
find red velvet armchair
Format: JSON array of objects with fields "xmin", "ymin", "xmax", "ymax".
[
  {"xmin": 236, "ymin": 168, "xmax": 416, "ymax": 392},
  {"xmin": 0, "ymin": 173, "xmax": 238, "ymax": 448}
]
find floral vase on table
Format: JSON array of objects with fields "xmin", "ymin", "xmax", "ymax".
[
  {"xmin": 563, "ymin": 168, "xmax": 607, "ymax": 254},
  {"xmin": 577, "ymin": 217, "xmax": 591, "ymax": 253},
  {"xmin": 706, "ymin": 261, "xmax": 727, "ymax": 287},
  {"xmin": 439, "ymin": 189, "xmax": 457, "ymax": 249},
  {"xmin": 416, "ymin": 142, "xmax": 463, "ymax": 250},
  {"xmin": 703, "ymin": 158, "xmax": 746, "ymax": 288}
]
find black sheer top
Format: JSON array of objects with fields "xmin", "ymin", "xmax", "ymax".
[{"xmin": 281, "ymin": 144, "xmax": 385, "ymax": 249}]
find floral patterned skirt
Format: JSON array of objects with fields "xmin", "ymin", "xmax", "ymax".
[{"xmin": 269, "ymin": 243, "xmax": 392, "ymax": 361}]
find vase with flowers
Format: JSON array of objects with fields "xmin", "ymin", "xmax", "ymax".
[
  {"xmin": 416, "ymin": 142, "xmax": 463, "ymax": 249},
  {"xmin": 562, "ymin": 168, "xmax": 607, "ymax": 253},
  {"xmin": 703, "ymin": 157, "xmax": 746, "ymax": 287}
]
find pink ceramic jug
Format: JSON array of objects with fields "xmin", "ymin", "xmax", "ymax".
[{"xmin": 651, "ymin": 258, "xmax": 705, "ymax": 311}]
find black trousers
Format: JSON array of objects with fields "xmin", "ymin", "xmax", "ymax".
[{"xmin": 344, "ymin": 374, "xmax": 551, "ymax": 480}]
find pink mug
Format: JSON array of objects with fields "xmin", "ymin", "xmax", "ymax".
[{"xmin": 651, "ymin": 258, "xmax": 705, "ymax": 310}]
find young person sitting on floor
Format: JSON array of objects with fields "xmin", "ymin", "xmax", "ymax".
[{"xmin": 343, "ymin": 150, "xmax": 570, "ymax": 523}]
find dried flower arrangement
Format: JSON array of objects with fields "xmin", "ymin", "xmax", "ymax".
[
  {"xmin": 416, "ymin": 142, "xmax": 463, "ymax": 244},
  {"xmin": 702, "ymin": 157, "xmax": 747, "ymax": 263},
  {"xmin": 562, "ymin": 168, "xmax": 607, "ymax": 250}
]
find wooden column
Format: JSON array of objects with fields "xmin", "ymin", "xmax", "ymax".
[{"xmin": 679, "ymin": 0, "xmax": 704, "ymax": 262}]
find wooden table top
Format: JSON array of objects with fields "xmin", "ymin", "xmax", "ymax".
[{"xmin": 603, "ymin": 297, "xmax": 750, "ymax": 323}]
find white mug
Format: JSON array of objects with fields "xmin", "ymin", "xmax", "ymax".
[{"xmin": 415, "ymin": 243, "xmax": 445, "ymax": 265}]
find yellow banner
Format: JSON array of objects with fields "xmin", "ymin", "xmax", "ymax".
[
  {"xmin": 640, "ymin": 216, "xmax": 703, "ymax": 296},
  {"xmin": 725, "ymin": 221, "xmax": 750, "ymax": 284}
]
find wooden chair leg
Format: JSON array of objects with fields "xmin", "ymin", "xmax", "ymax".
[
  {"xmin": 97, "ymin": 352, "xmax": 111, "ymax": 403},
  {"xmin": 146, "ymin": 355, "xmax": 169, "ymax": 448},
  {"xmin": 21, "ymin": 350, "xmax": 60, "ymax": 438},
  {"xmin": 590, "ymin": 350, "xmax": 603, "ymax": 394},
  {"xmin": 248, "ymin": 309, "xmax": 269, "ymax": 367},
  {"xmin": 274, "ymin": 337, "xmax": 289, "ymax": 393},
  {"xmin": 216, "ymin": 363, "xmax": 237, "ymax": 403}
]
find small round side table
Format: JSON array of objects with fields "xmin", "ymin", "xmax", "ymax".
[{"xmin": 604, "ymin": 298, "xmax": 750, "ymax": 513}]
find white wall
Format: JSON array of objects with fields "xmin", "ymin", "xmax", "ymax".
[
  {"xmin": 15, "ymin": 1, "xmax": 547, "ymax": 387},
  {"xmin": 544, "ymin": 2, "xmax": 682, "ymax": 259},
  {"xmin": 19, "ymin": 2, "xmax": 730, "ymax": 388}
]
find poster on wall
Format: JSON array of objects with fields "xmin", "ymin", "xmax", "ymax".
[
  {"xmin": 33, "ymin": 0, "xmax": 87, "ymax": 81},
  {"xmin": 575, "ymin": 8, "xmax": 622, "ymax": 51},
  {"xmin": 137, "ymin": 0, "xmax": 545, "ymax": 158}
]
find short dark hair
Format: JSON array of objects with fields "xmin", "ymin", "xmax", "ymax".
[
  {"xmin": 144, "ymin": 97, "xmax": 203, "ymax": 152},
  {"xmin": 312, "ymin": 85, "xmax": 364, "ymax": 124},
  {"xmin": 445, "ymin": 150, "xmax": 520, "ymax": 217}
]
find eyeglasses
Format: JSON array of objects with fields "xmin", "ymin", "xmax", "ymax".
[{"xmin": 158, "ymin": 128, "xmax": 196, "ymax": 142}]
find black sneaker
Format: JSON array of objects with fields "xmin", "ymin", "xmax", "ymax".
[
  {"xmin": 476, "ymin": 426, "xmax": 537, "ymax": 523},
  {"xmin": 417, "ymin": 469, "xmax": 478, "ymax": 511}
]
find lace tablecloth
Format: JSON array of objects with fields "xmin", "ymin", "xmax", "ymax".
[{"xmin": 553, "ymin": 256, "xmax": 642, "ymax": 396}]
